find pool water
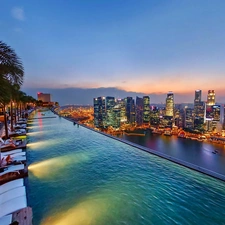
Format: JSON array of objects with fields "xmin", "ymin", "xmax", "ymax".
[{"xmin": 27, "ymin": 110, "xmax": 225, "ymax": 225}]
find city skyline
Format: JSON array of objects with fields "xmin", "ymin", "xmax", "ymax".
[
  {"xmin": 1, "ymin": 1, "xmax": 225, "ymax": 104},
  {"xmin": 31, "ymin": 87, "xmax": 223, "ymax": 106},
  {"xmin": 92, "ymin": 89, "xmax": 224, "ymax": 133}
]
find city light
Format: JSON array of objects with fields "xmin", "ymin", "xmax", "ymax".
[{"xmin": 59, "ymin": 89, "xmax": 225, "ymax": 144}]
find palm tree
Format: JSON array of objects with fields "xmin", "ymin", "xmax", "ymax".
[
  {"xmin": 17, "ymin": 91, "xmax": 27, "ymax": 118},
  {"xmin": 14, "ymin": 91, "xmax": 36, "ymax": 119},
  {"xmin": 9, "ymin": 84, "xmax": 20, "ymax": 131},
  {"xmin": 0, "ymin": 41, "xmax": 24, "ymax": 86},
  {"xmin": 0, "ymin": 41, "xmax": 24, "ymax": 139},
  {"xmin": 0, "ymin": 80, "xmax": 11, "ymax": 138}
]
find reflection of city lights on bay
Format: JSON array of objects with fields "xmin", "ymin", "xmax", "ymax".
[{"xmin": 28, "ymin": 153, "xmax": 91, "ymax": 179}]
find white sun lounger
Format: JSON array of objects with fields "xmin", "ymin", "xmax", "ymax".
[
  {"xmin": 1, "ymin": 149, "xmax": 23, "ymax": 156},
  {"xmin": 0, "ymin": 214, "xmax": 12, "ymax": 225},
  {"xmin": 0, "ymin": 186, "xmax": 26, "ymax": 205},
  {"xmin": 1, "ymin": 151, "xmax": 25, "ymax": 157},
  {"xmin": 0, "ymin": 195, "xmax": 27, "ymax": 217},
  {"xmin": 0, "ymin": 179, "xmax": 24, "ymax": 195},
  {"xmin": 12, "ymin": 155, "xmax": 26, "ymax": 161},
  {"xmin": 0, "ymin": 164, "xmax": 24, "ymax": 176}
]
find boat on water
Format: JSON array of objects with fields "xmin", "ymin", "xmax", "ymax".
[
  {"xmin": 198, "ymin": 136, "xmax": 207, "ymax": 141},
  {"xmin": 164, "ymin": 130, "xmax": 172, "ymax": 136},
  {"xmin": 212, "ymin": 149, "xmax": 219, "ymax": 154},
  {"xmin": 125, "ymin": 129, "xmax": 146, "ymax": 136},
  {"xmin": 190, "ymin": 137, "xmax": 198, "ymax": 141},
  {"xmin": 212, "ymin": 150, "xmax": 219, "ymax": 154},
  {"xmin": 152, "ymin": 129, "xmax": 163, "ymax": 135}
]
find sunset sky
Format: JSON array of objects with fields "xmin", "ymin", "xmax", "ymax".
[{"xmin": 1, "ymin": 0, "xmax": 225, "ymax": 104}]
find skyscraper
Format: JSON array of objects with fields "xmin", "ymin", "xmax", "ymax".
[
  {"xmin": 136, "ymin": 96, "xmax": 143, "ymax": 126},
  {"xmin": 105, "ymin": 96, "xmax": 115, "ymax": 127},
  {"xmin": 117, "ymin": 99, "xmax": 127, "ymax": 123},
  {"xmin": 193, "ymin": 90, "xmax": 205, "ymax": 131},
  {"xmin": 194, "ymin": 90, "xmax": 201, "ymax": 103},
  {"xmin": 165, "ymin": 92, "xmax": 174, "ymax": 117},
  {"xmin": 163, "ymin": 92, "xmax": 174, "ymax": 128},
  {"xmin": 37, "ymin": 92, "xmax": 51, "ymax": 102},
  {"xmin": 112, "ymin": 104, "xmax": 121, "ymax": 128},
  {"xmin": 143, "ymin": 96, "xmax": 150, "ymax": 124},
  {"xmin": 93, "ymin": 97, "xmax": 106, "ymax": 128},
  {"xmin": 125, "ymin": 97, "xmax": 135, "ymax": 124},
  {"xmin": 207, "ymin": 90, "xmax": 216, "ymax": 106},
  {"xmin": 194, "ymin": 90, "xmax": 202, "ymax": 116},
  {"xmin": 150, "ymin": 106, "xmax": 160, "ymax": 126},
  {"xmin": 206, "ymin": 105, "xmax": 221, "ymax": 132},
  {"xmin": 184, "ymin": 108, "xmax": 193, "ymax": 128}
]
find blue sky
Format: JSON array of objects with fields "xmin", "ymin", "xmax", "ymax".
[{"xmin": 1, "ymin": 0, "xmax": 225, "ymax": 104}]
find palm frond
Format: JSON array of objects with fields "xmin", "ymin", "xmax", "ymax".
[{"xmin": 0, "ymin": 40, "xmax": 24, "ymax": 86}]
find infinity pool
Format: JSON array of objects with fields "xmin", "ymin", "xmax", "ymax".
[{"xmin": 27, "ymin": 110, "xmax": 225, "ymax": 225}]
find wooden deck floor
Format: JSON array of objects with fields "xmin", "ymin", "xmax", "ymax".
[
  {"xmin": 1, "ymin": 140, "xmax": 27, "ymax": 152},
  {"xmin": 12, "ymin": 207, "xmax": 33, "ymax": 225}
]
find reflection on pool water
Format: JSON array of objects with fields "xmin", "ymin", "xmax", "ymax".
[
  {"xmin": 27, "ymin": 110, "xmax": 225, "ymax": 225},
  {"xmin": 26, "ymin": 131, "xmax": 48, "ymax": 136},
  {"xmin": 40, "ymin": 180, "xmax": 137, "ymax": 225},
  {"xmin": 29, "ymin": 152, "xmax": 92, "ymax": 179}
]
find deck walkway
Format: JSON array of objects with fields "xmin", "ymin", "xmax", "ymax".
[
  {"xmin": 12, "ymin": 207, "xmax": 33, "ymax": 225},
  {"xmin": 1, "ymin": 110, "xmax": 34, "ymax": 224}
]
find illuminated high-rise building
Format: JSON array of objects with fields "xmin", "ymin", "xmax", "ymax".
[
  {"xmin": 117, "ymin": 99, "xmax": 127, "ymax": 123},
  {"xmin": 150, "ymin": 106, "xmax": 160, "ymax": 126},
  {"xmin": 194, "ymin": 90, "xmax": 201, "ymax": 103},
  {"xmin": 184, "ymin": 108, "xmax": 193, "ymax": 128},
  {"xmin": 165, "ymin": 92, "xmax": 174, "ymax": 117},
  {"xmin": 112, "ymin": 104, "xmax": 121, "ymax": 128},
  {"xmin": 37, "ymin": 92, "xmax": 51, "ymax": 102},
  {"xmin": 143, "ymin": 96, "xmax": 150, "ymax": 124},
  {"xmin": 194, "ymin": 90, "xmax": 203, "ymax": 116},
  {"xmin": 136, "ymin": 97, "xmax": 143, "ymax": 126},
  {"xmin": 194, "ymin": 90, "xmax": 201, "ymax": 112},
  {"xmin": 193, "ymin": 90, "xmax": 205, "ymax": 131},
  {"xmin": 93, "ymin": 97, "xmax": 106, "ymax": 128},
  {"xmin": 163, "ymin": 92, "xmax": 174, "ymax": 128},
  {"xmin": 37, "ymin": 92, "xmax": 53, "ymax": 106},
  {"xmin": 105, "ymin": 96, "xmax": 115, "ymax": 127},
  {"xmin": 125, "ymin": 97, "xmax": 135, "ymax": 124},
  {"xmin": 207, "ymin": 90, "xmax": 215, "ymax": 106},
  {"xmin": 206, "ymin": 105, "xmax": 221, "ymax": 121},
  {"xmin": 206, "ymin": 105, "xmax": 222, "ymax": 132}
]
